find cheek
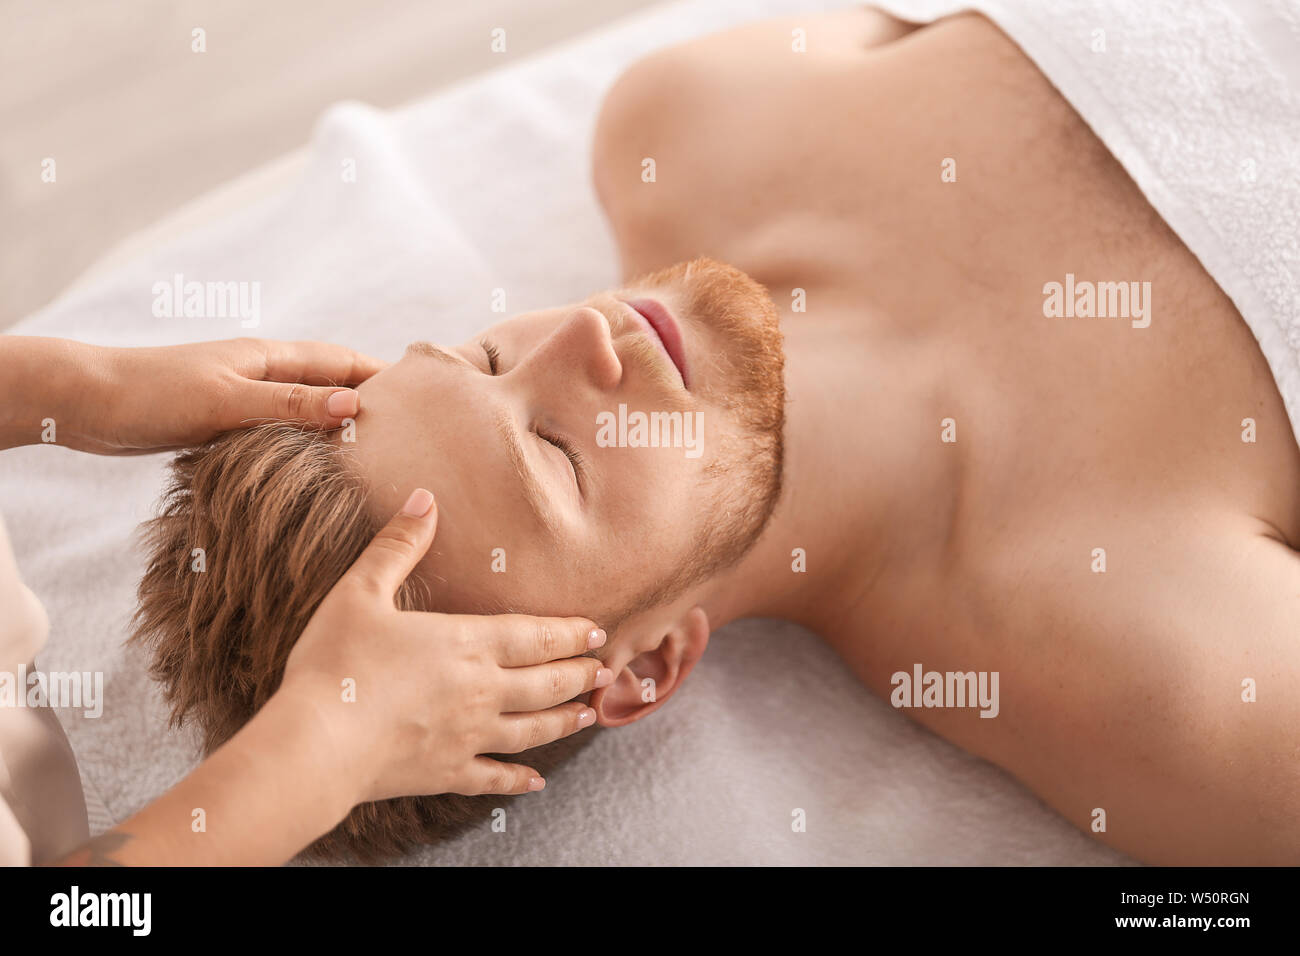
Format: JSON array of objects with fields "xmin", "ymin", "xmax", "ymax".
[
  {"xmin": 416, "ymin": 510, "xmax": 518, "ymax": 613},
  {"xmin": 424, "ymin": 499, "xmax": 592, "ymax": 615},
  {"xmin": 601, "ymin": 453, "xmax": 707, "ymax": 551}
]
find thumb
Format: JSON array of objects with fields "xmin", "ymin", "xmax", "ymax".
[
  {"xmin": 241, "ymin": 379, "xmax": 360, "ymax": 427},
  {"xmin": 345, "ymin": 489, "xmax": 438, "ymax": 597}
]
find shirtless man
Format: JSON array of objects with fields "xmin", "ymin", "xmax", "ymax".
[
  {"xmin": 588, "ymin": 9, "xmax": 1300, "ymax": 864},
  {"xmin": 136, "ymin": 8, "xmax": 1299, "ymax": 864}
]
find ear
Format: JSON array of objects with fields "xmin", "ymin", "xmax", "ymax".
[{"xmin": 591, "ymin": 606, "xmax": 710, "ymax": 727}]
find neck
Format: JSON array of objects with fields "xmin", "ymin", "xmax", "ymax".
[{"xmin": 700, "ymin": 290, "xmax": 960, "ymax": 641}]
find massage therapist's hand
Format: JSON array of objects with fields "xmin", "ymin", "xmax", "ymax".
[
  {"xmin": 50, "ymin": 490, "xmax": 608, "ymax": 868},
  {"xmin": 277, "ymin": 488, "xmax": 611, "ymax": 807},
  {"xmin": 1, "ymin": 335, "xmax": 385, "ymax": 453}
]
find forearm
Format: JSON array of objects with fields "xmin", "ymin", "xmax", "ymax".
[
  {"xmin": 0, "ymin": 336, "xmax": 109, "ymax": 451},
  {"xmin": 53, "ymin": 690, "xmax": 358, "ymax": 866}
]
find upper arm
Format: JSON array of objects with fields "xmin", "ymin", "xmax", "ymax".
[{"xmin": 1011, "ymin": 518, "xmax": 1300, "ymax": 863}]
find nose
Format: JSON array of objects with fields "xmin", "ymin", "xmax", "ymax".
[{"xmin": 522, "ymin": 305, "xmax": 622, "ymax": 391}]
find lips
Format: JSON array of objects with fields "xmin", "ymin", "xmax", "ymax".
[{"xmin": 622, "ymin": 297, "xmax": 689, "ymax": 387}]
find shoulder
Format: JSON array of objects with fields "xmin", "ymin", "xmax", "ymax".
[{"xmin": 591, "ymin": 8, "xmax": 919, "ymax": 249}]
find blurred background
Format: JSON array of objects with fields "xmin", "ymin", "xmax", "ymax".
[{"xmin": 0, "ymin": 0, "xmax": 658, "ymax": 329}]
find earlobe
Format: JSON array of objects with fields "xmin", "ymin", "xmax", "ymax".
[{"xmin": 591, "ymin": 606, "xmax": 710, "ymax": 726}]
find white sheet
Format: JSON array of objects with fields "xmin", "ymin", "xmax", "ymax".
[{"xmin": 0, "ymin": 0, "xmax": 1130, "ymax": 865}]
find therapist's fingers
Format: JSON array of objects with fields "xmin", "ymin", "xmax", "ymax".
[
  {"xmin": 500, "ymin": 658, "xmax": 611, "ymax": 713},
  {"xmin": 256, "ymin": 339, "xmax": 388, "ymax": 386},
  {"xmin": 342, "ymin": 489, "xmax": 438, "ymax": 597},
  {"xmin": 489, "ymin": 702, "xmax": 597, "ymax": 755},
  {"xmin": 462, "ymin": 757, "xmax": 547, "ymax": 795},
  {"xmin": 488, "ymin": 616, "xmax": 606, "ymax": 667},
  {"xmin": 239, "ymin": 378, "xmax": 362, "ymax": 427}
]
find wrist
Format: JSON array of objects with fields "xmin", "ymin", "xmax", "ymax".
[
  {"xmin": 0, "ymin": 336, "xmax": 114, "ymax": 451},
  {"xmin": 259, "ymin": 681, "xmax": 370, "ymax": 821},
  {"xmin": 111, "ymin": 689, "xmax": 365, "ymax": 865}
]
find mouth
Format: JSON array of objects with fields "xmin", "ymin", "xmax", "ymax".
[{"xmin": 620, "ymin": 297, "xmax": 690, "ymax": 388}]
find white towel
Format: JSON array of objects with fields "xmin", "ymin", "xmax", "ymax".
[
  {"xmin": 0, "ymin": 0, "xmax": 1133, "ymax": 864},
  {"xmin": 876, "ymin": 0, "xmax": 1300, "ymax": 446}
]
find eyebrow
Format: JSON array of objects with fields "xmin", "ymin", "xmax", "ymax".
[{"xmin": 406, "ymin": 341, "xmax": 469, "ymax": 368}]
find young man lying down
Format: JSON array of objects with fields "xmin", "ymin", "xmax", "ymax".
[{"xmin": 134, "ymin": 8, "xmax": 1300, "ymax": 864}]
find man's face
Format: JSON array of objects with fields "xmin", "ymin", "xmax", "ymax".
[{"xmin": 346, "ymin": 257, "xmax": 785, "ymax": 627}]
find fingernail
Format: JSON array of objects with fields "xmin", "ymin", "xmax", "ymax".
[
  {"xmin": 400, "ymin": 488, "xmax": 435, "ymax": 517},
  {"xmin": 326, "ymin": 389, "xmax": 358, "ymax": 417},
  {"xmin": 586, "ymin": 627, "xmax": 607, "ymax": 649},
  {"xmin": 528, "ymin": 776, "xmax": 546, "ymax": 791},
  {"xmin": 594, "ymin": 668, "xmax": 614, "ymax": 688},
  {"xmin": 578, "ymin": 707, "xmax": 596, "ymax": 727}
]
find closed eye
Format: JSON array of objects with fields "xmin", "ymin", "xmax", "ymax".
[
  {"xmin": 481, "ymin": 339, "xmax": 501, "ymax": 375},
  {"xmin": 537, "ymin": 427, "xmax": 585, "ymax": 494}
]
